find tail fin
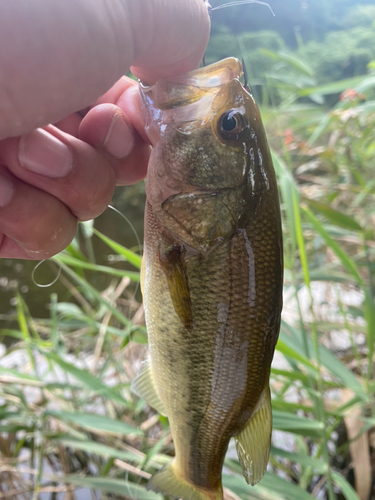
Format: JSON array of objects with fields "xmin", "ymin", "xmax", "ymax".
[{"xmin": 148, "ymin": 461, "xmax": 223, "ymax": 500}]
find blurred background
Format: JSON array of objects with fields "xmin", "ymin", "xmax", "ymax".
[{"xmin": 1, "ymin": 1, "xmax": 375, "ymax": 499}]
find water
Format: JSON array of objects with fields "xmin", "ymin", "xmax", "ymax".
[{"xmin": 0, "ymin": 184, "xmax": 146, "ymax": 334}]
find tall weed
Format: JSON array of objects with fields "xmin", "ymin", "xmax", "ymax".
[{"xmin": 0, "ymin": 57, "xmax": 374, "ymax": 499}]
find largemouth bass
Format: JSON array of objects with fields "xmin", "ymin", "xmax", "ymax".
[{"xmin": 132, "ymin": 57, "xmax": 283, "ymax": 500}]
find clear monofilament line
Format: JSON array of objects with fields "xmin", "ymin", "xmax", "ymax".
[{"xmin": 209, "ymin": 1, "xmax": 275, "ymax": 16}]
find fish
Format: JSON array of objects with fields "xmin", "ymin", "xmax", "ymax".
[{"xmin": 132, "ymin": 57, "xmax": 283, "ymax": 500}]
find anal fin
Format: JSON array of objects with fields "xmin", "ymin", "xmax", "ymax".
[
  {"xmin": 234, "ymin": 385, "xmax": 272, "ymax": 486},
  {"xmin": 131, "ymin": 359, "xmax": 167, "ymax": 416}
]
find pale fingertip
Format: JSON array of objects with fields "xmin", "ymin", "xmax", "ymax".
[
  {"xmin": 19, "ymin": 128, "xmax": 73, "ymax": 178},
  {"xmin": 103, "ymin": 112, "xmax": 135, "ymax": 159}
]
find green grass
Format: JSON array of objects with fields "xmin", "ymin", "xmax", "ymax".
[{"xmin": 1, "ymin": 54, "xmax": 375, "ymax": 499}]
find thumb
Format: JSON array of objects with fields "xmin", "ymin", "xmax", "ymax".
[{"xmin": 0, "ymin": 0, "xmax": 210, "ymax": 140}]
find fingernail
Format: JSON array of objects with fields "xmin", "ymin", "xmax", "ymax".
[
  {"xmin": 103, "ymin": 113, "xmax": 135, "ymax": 159},
  {"xmin": 0, "ymin": 170, "xmax": 14, "ymax": 207},
  {"xmin": 19, "ymin": 128, "xmax": 73, "ymax": 177}
]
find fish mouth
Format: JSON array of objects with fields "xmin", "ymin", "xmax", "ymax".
[
  {"xmin": 140, "ymin": 58, "xmax": 243, "ymax": 111},
  {"xmin": 140, "ymin": 58, "xmax": 245, "ymax": 145}
]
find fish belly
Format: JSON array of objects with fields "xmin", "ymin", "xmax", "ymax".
[{"xmin": 143, "ymin": 197, "xmax": 282, "ymax": 493}]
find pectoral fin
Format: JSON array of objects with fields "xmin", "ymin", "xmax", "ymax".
[
  {"xmin": 159, "ymin": 244, "xmax": 193, "ymax": 330},
  {"xmin": 234, "ymin": 385, "xmax": 272, "ymax": 486},
  {"xmin": 131, "ymin": 359, "xmax": 167, "ymax": 416}
]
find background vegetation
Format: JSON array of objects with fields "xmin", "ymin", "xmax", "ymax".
[{"xmin": 1, "ymin": 0, "xmax": 375, "ymax": 499}]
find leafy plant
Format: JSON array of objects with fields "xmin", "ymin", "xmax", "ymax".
[{"xmin": 1, "ymin": 35, "xmax": 375, "ymax": 500}]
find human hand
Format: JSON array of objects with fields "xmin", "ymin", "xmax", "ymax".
[{"xmin": 0, "ymin": 0, "xmax": 210, "ymax": 259}]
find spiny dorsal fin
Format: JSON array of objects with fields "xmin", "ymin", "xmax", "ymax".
[
  {"xmin": 131, "ymin": 359, "xmax": 167, "ymax": 416},
  {"xmin": 234, "ymin": 385, "xmax": 272, "ymax": 486}
]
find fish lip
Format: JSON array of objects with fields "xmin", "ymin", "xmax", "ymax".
[
  {"xmin": 139, "ymin": 57, "xmax": 243, "ymax": 89},
  {"xmin": 139, "ymin": 57, "xmax": 244, "ymax": 111}
]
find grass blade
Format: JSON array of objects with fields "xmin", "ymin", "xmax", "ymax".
[
  {"xmin": 48, "ymin": 410, "xmax": 142, "ymax": 436},
  {"xmin": 92, "ymin": 228, "xmax": 142, "ymax": 269},
  {"xmin": 301, "ymin": 206, "xmax": 363, "ymax": 285},
  {"xmin": 41, "ymin": 350, "xmax": 129, "ymax": 407},
  {"xmin": 272, "ymin": 411, "xmax": 324, "ymax": 437},
  {"xmin": 270, "ymin": 446, "xmax": 328, "ymax": 473},
  {"xmin": 55, "ymin": 252, "xmax": 140, "ymax": 281},
  {"xmin": 332, "ymin": 472, "xmax": 361, "ymax": 500},
  {"xmin": 305, "ymin": 200, "xmax": 362, "ymax": 232},
  {"xmin": 51, "ymin": 475, "xmax": 161, "ymax": 499}
]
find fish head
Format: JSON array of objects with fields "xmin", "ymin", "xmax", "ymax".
[{"xmin": 140, "ymin": 58, "xmax": 277, "ymax": 252}]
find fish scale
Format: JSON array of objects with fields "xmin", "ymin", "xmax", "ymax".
[{"xmin": 132, "ymin": 58, "xmax": 283, "ymax": 500}]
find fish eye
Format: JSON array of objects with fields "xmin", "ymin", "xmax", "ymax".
[
  {"xmin": 222, "ymin": 114, "xmax": 237, "ymax": 132},
  {"xmin": 217, "ymin": 110, "xmax": 247, "ymax": 141}
]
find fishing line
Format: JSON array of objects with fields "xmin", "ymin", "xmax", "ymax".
[
  {"xmin": 31, "ymin": 259, "xmax": 62, "ymax": 288},
  {"xmin": 107, "ymin": 204, "xmax": 142, "ymax": 302},
  {"xmin": 209, "ymin": 0, "xmax": 275, "ymax": 16},
  {"xmin": 108, "ymin": 205, "xmax": 142, "ymax": 256},
  {"xmin": 241, "ymin": 57, "xmax": 249, "ymax": 90},
  {"xmin": 31, "ymin": 205, "xmax": 142, "ymax": 295}
]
